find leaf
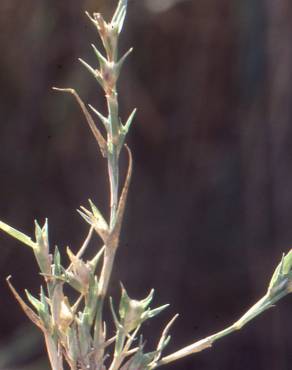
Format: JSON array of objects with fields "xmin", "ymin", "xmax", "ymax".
[
  {"xmin": 88, "ymin": 245, "xmax": 105, "ymax": 272},
  {"xmin": 25, "ymin": 289, "xmax": 51, "ymax": 330},
  {"xmin": 6, "ymin": 277, "xmax": 43, "ymax": 330},
  {"xmin": 52, "ymin": 87, "xmax": 107, "ymax": 157},
  {"xmin": 116, "ymin": 48, "xmax": 133, "ymax": 79},
  {"xmin": 89, "ymin": 104, "xmax": 109, "ymax": 131},
  {"xmin": 91, "ymin": 44, "xmax": 108, "ymax": 70},
  {"xmin": 0, "ymin": 220, "xmax": 35, "ymax": 248},
  {"xmin": 151, "ymin": 314, "xmax": 179, "ymax": 365},
  {"xmin": 111, "ymin": 0, "xmax": 128, "ymax": 34},
  {"xmin": 25, "ymin": 290, "xmax": 43, "ymax": 312},
  {"xmin": 78, "ymin": 58, "xmax": 104, "ymax": 89},
  {"xmin": 119, "ymin": 108, "xmax": 137, "ymax": 153},
  {"xmin": 121, "ymin": 108, "xmax": 137, "ymax": 135},
  {"xmin": 144, "ymin": 304, "xmax": 169, "ymax": 320}
]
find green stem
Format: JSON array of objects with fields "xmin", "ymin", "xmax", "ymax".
[
  {"xmin": 108, "ymin": 146, "xmax": 119, "ymax": 227},
  {"xmin": 156, "ymin": 292, "xmax": 281, "ymax": 367},
  {"xmin": 107, "ymin": 81, "xmax": 120, "ymax": 225},
  {"xmin": 98, "ymin": 91, "xmax": 121, "ymax": 301}
]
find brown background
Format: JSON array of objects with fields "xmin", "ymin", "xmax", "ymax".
[{"xmin": 0, "ymin": 0, "xmax": 291, "ymax": 369}]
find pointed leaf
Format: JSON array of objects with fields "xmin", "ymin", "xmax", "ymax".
[
  {"xmin": 0, "ymin": 220, "xmax": 35, "ymax": 248},
  {"xmin": 122, "ymin": 108, "xmax": 137, "ymax": 135},
  {"xmin": 140, "ymin": 289, "xmax": 154, "ymax": 308},
  {"xmin": 25, "ymin": 290, "xmax": 43, "ymax": 312},
  {"xmin": 88, "ymin": 245, "xmax": 105, "ymax": 272},
  {"xmin": 112, "ymin": 0, "xmax": 128, "ymax": 34},
  {"xmin": 6, "ymin": 277, "xmax": 43, "ymax": 330},
  {"xmin": 89, "ymin": 104, "xmax": 109, "ymax": 130},
  {"xmin": 151, "ymin": 314, "xmax": 179, "ymax": 365},
  {"xmin": 116, "ymin": 48, "xmax": 133, "ymax": 77},
  {"xmin": 52, "ymin": 87, "xmax": 107, "ymax": 157},
  {"xmin": 112, "ymin": 0, "xmax": 128, "ymax": 24},
  {"xmin": 79, "ymin": 58, "xmax": 104, "ymax": 88},
  {"xmin": 77, "ymin": 208, "xmax": 93, "ymax": 225},
  {"xmin": 144, "ymin": 304, "xmax": 169, "ymax": 320},
  {"xmin": 91, "ymin": 44, "xmax": 107, "ymax": 69}
]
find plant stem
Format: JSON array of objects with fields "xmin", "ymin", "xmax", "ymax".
[
  {"xmin": 99, "ymin": 85, "xmax": 121, "ymax": 302},
  {"xmin": 109, "ymin": 326, "xmax": 141, "ymax": 370},
  {"xmin": 156, "ymin": 292, "xmax": 281, "ymax": 367},
  {"xmin": 107, "ymin": 93, "xmax": 120, "ymax": 227}
]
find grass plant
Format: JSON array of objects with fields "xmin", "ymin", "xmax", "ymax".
[{"xmin": 0, "ymin": 1, "xmax": 291, "ymax": 369}]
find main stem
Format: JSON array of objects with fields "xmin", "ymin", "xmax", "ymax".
[
  {"xmin": 99, "ymin": 90, "xmax": 120, "ymax": 300},
  {"xmin": 108, "ymin": 92, "xmax": 120, "ymax": 227}
]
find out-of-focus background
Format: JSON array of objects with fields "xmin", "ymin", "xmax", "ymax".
[{"xmin": 0, "ymin": 0, "xmax": 292, "ymax": 369}]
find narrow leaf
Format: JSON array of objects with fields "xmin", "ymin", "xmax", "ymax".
[
  {"xmin": 88, "ymin": 104, "xmax": 109, "ymax": 131},
  {"xmin": 112, "ymin": 0, "xmax": 128, "ymax": 33},
  {"xmin": 78, "ymin": 58, "xmax": 104, "ymax": 88},
  {"xmin": 122, "ymin": 108, "xmax": 137, "ymax": 135},
  {"xmin": 0, "ymin": 220, "xmax": 35, "ymax": 248},
  {"xmin": 112, "ymin": 0, "xmax": 128, "ymax": 24},
  {"xmin": 145, "ymin": 304, "xmax": 169, "ymax": 319},
  {"xmin": 91, "ymin": 44, "xmax": 107, "ymax": 69},
  {"xmin": 52, "ymin": 87, "xmax": 107, "ymax": 157},
  {"xmin": 88, "ymin": 245, "xmax": 105, "ymax": 272},
  {"xmin": 6, "ymin": 277, "xmax": 43, "ymax": 330},
  {"xmin": 25, "ymin": 290, "xmax": 43, "ymax": 312},
  {"xmin": 116, "ymin": 48, "xmax": 133, "ymax": 77}
]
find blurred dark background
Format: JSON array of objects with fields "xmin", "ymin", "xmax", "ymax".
[{"xmin": 0, "ymin": 0, "xmax": 292, "ymax": 369}]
